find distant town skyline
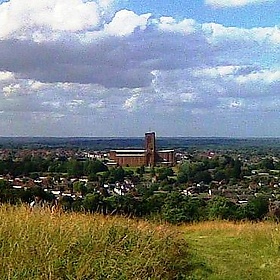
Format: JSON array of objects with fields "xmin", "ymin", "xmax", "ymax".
[{"xmin": 0, "ymin": 0, "xmax": 279, "ymax": 137}]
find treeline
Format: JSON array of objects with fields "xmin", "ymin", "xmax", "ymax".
[
  {"xmin": 0, "ymin": 157, "xmax": 108, "ymax": 177},
  {"xmin": 0, "ymin": 180, "xmax": 54, "ymax": 205},
  {"xmin": 0, "ymin": 153, "xmax": 278, "ymax": 182},
  {"xmin": 72, "ymin": 190, "xmax": 271, "ymax": 223},
  {"xmin": 177, "ymin": 155, "xmax": 280, "ymax": 184},
  {"xmin": 177, "ymin": 156, "xmax": 242, "ymax": 184},
  {"xmin": 0, "ymin": 177, "xmax": 271, "ymax": 223}
]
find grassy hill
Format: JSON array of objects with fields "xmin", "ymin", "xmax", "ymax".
[
  {"xmin": 0, "ymin": 205, "xmax": 190, "ymax": 279},
  {"xmin": 184, "ymin": 221, "xmax": 280, "ymax": 279},
  {"xmin": 1, "ymin": 205, "xmax": 280, "ymax": 279}
]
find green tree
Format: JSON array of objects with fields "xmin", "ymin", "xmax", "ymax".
[
  {"xmin": 260, "ymin": 158, "xmax": 274, "ymax": 171},
  {"xmin": 213, "ymin": 170, "xmax": 227, "ymax": 181},
  {"xmin": 207, "ymin": 196, "xmax": 237, "ymax": 220},
  {"xmin": 150, "ymin": 166, "xmax": 156, "ymax": 177},
  {"xmin": 232, "ymin": 159, "xmax": 242, "ymax": 179},
  {"xmin": 193, "ymin": 170, "xmax": 212, "ymax": 184},
  {"xmin": 161, "ymin": 192, "xmax": 202, "ymax": 224},
  {"xmin": 73, "ymin": 181, "xmax": 87, "ymax": 196},
  {"xmin": 83, "ymin": 193, "xmax": 102, "ymax": 213},
  {"xmin": 136, "ymin": 165, "xmax": 145, "ymax": 176},
  {"xmin": 84, "ymin": 160, "xmax": 108, "ymax": 175},
  {"xmin": 0, "ymin": 179, "xmax": 9, "ymax": 189},
  {"xmin": 109, "ymin": 166, "xmax": 125, "ymax": 182},
  {"xmin": 177, "ymin": 162, "xmax": 191, "ymax": 183},
  {"xmin": 157, "ymin": 167, "xmax": 174, "ymax": 181},
  {"xmin": 60, "ymin": 196, "xmax": 74, "ymax": 211},
  {"xmin": 145, "ymin": 193, "xmax": 167, "ymax": 215},
  {"xmin": 242, "ymin": 196, "xmax": 269, "ymax": 221},
  {"xmin": 67, "ymin": 160, "xmax": 83, "ymax": 177}
]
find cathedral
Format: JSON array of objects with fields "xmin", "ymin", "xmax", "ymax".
[{"xmin": 109, "ymin": 132, "xmax": 175, "ymax": 167}]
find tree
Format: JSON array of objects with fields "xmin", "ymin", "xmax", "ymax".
[
  {"xmin": 84, "ymin": 160, "xmax": 108, "ymax": 175},
  {"xmin": 242, "ymin": 196, "xmax": 269, "ymax": 221},
  {"xmin": 177, "ymin": 172, "xmax": 188, "ymax": 184},
  {"xmin": 157, "ymin": 167, "xmax": 174, "ymax": 181},
  {"xmin": 82, "ymin": 193, "xmax": 102, "ymax": 213},
  {"xmin": 60, "ymin": 196, "xmax": 74, "ymax": 211},
  {"xmin": 67, "ymin": 160, "xmax": 83, "ymax": 177},
  {"xmin": 207, "ymin": 196, "xmax": 237, "ymax": 220},
  {"xmin": 73, "ymin": 181, "xmax": 87, "ymax": 196},
  {"xmin": 125, "ymin": 169, "xmax": 134, "ymax": 178},
  {"xmin": 177, "ymin": 162, "xmax": 191, "ymax": 183},
  {"xmin": 150, "ymin": 167, "xmax": 156, "ymax": 177},
  {"xmin": 232, "ymin": 159, "xmax": 242, "ymax": 179},
  {"xmin": 136, "ymin": 165, "xmax": 145, "ymax": 176},
  {"xmin": 0, "ymin": 179, "xmax": 9, "ymax": 190},
  {"xmin": 161, "ymin": 192, "xmax": 202, "ymax": 224},
  {"xmin": 145, "ymin": 193, "xmax": 167, "ymax": 215},
  {"xmin": 260, "ymin": 158, "xmax": 274, "ymax": 171},
  {"xmin": 88, "ymin": 173, "xmax": 98, "ymax": 182},
  {"xmin": 193, "ymin": 170, "xmax": 212, "ymax": 184},
  {"xmin": 109, "ymin": 166, "xmax": 125, "ymax": 182},
  {"xmin": 213, "ymin": 170, "xmax": 227, "ymax": 181}
]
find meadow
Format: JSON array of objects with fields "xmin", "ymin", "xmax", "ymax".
[
  {"xmin": 184, "ymin": 221, "xmax": 280, "ymax": 279},
  {"xmin": 1, "ymin": 205, "xmax": 280, "ymax": 279},
  {"xmin": 0, "ymin": 205, "xmax": 190, "ymax": 279}
]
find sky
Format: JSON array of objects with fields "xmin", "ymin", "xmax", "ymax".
[{"xmin": 0, "ymin": 0, "xmax": 279, "ymax": 137}]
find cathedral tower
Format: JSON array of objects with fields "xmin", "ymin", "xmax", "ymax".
[{"xmin": 145, "ymin": 132, "xmax": 156, "ymax": 166}]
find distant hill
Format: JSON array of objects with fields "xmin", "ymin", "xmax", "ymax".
[{"xmin": 1, "ymin": 137, "xmax": 280, "ymax": 150}]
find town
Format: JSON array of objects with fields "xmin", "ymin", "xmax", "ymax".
[{"xmin": 1, "ymin": 133, "xmax": 280, "ymax": 222}]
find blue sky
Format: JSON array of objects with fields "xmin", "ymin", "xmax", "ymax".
[
  {"xmin": 121, "ymin": 0, "xmax": 279, "ymax": 28},
  {"xmin": 0, "ymin": 0, "xmax": 279, "ymax": 137}
]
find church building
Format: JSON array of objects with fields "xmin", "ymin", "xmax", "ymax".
[{"xmin": 109, "ymin": 132, "xmax": 175, "ymax": 167}]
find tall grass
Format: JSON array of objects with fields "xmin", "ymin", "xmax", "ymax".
[{"xmin": 0, "ymin": 205, "xmax": 191, "ymax": 280}]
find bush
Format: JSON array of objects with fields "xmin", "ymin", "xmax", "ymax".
[
  {"xmin": 162, "ymin": 192, "xmax": 203, "ymax": 224},
  {"xmin": 242, "ymin": 196, "xmax": 269, "ymax": 221},
  {"xmin": 207, "ymin": 196, "xmax": 237, "ymax": 220}
]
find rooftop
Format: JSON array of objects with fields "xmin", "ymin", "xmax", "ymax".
[{"xmin": 111, "ymin": 150, "xmax": 145, "ymax": 153}]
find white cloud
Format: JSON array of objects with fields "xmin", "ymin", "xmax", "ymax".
[
  {"xmin": 89, "ymin": 100, "xmax": 105, "ymax": 109},
  {"xmin": 220, "ymin": 98, "xmax": 245, "ymax": 110},
  {"xmin": 0, "ymin": 0, "xmax": 279, "ymax": 136},
  {"xmin": 3, "ymin": 83, "xmax": 21, "ymax": 96},
  {"xmin": 104, "ymin": 10, "xmax": 151, "ymax": 36},
  {"xmin": 180, "ymin": 92, "xmax": 197, "ymax": 103},
  {"xmin": 98, "ymin": 0, "xmax": 115, "ymax": 9},
  {"xmin": 1, "ymin": 78, "xmax": 53, "ymax": 97},
  {"xmin": 67, "ymin": 99, "xmax": 85, "ymax": 112},
  {"xmin": 192, "ymin": 65, "xmax": 280, "ymax": 87},
  {"xmin": 236, "ymin": 69, "xmax": 280, "ymax": 84},
  {"xmin": 0, "ymin": 71, "xmax": 15, "ymax": 81},
  {"xmin": 253, "ymin": 26, "xmax": 280, "ymax": 45},
  {"xmin": 0, "ymin": 0, "xmax": 101, "ymax": 39},
  {"xmin": 205, "ymin": 0, "xmax": 274, "ymax": 8},
  {"xmin": 158, "ymin": 17, "xmax": 197, "ymax": 34},
  {"xmin": 202, "ymin": 23, "xmax": 280, "ymax": 47},
  {"xmin": 42, "ymin": 101, "xmax": 61, "ymax": 109},
  {"xmin": 123, "ymin": 94, "xmax": 140, "ymax": 112},
  {"xmin": 29, "ymin": 80, "xmax": 47, "ymax": 91},
  {"xmin": 31, "ymin": 112, "xmax": 65, "ymax": 122},
  {"xmin": 193, "ymin": 66, "xmax": 241, "ymax": 78}
]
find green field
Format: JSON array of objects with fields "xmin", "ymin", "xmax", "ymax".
[
  {"xmin": 0, "ymin": 205, "xmax": 280, "ymax": 279},
  {"xmin": 184, "ymin": 221, "xmax": 280, "ymax": 279}
]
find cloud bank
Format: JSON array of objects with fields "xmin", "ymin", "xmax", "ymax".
[{"xmin": 0, "ymin": 0, "xmax": 279, "ymax": 136}]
